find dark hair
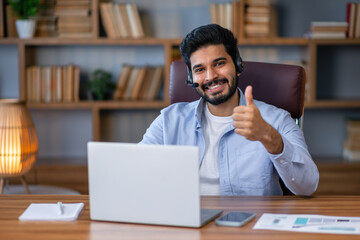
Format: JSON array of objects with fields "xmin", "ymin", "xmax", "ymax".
[{"xmin": 179, "ymin": 24, "xmax": 239, "ymax": 75}]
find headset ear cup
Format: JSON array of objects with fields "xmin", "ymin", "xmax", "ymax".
[
  {"xmin": 236, "ymin": 51, "xmax": 243, "ymax": 73},
  {"xmin": 187, "ymin": 67, "xmax": 193, "ymax": 85}
]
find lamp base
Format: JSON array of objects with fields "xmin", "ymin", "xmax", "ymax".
[{"xmin": 0, "ymin": 176, "xmax": 30, "ymax": 194}]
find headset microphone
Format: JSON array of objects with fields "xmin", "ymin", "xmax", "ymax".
[{"xmin": 186, "ymin": 81, "xmax": 199, "ymax": 88}]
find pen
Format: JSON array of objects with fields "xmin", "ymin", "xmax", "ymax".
[{"xmin": 57, "ymin": 202, "xmax": 64, "ymax": 215}]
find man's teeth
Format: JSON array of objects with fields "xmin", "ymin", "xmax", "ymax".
[{"xmin": 208, "ymin": 84, "xmax": 221, "ymax": 89}]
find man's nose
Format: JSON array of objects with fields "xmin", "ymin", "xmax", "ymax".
[{"xmin": 205, "ymin": 67, "xmax": 218, "ymax": 82}]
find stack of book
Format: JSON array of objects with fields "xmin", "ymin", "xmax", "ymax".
[
  {"xmin": 113, "ymin": 65, "xmax": 163, "ymax": 101},
  {"xmin": 343, "ymin": 119, "xmax": 360, "ymax": 161},
  {"xmin": 347, "ymin": 3, "xmax": 360, "ymax": 38},
  {"xmin": 308, "ymin": 22, "xmax": 348, "ymax": 39},
  {"xmin": 244, "ymin": 0, "xmax": 275, "ymax": 38},
  {"xmin": 36, "ymin": 0, "xmax": 57, "ymax": 37},
  {"xmin": 100, "ymin": 3, "xmax": 145, "ymax": 39},
  {"xmin": 26, "ymin": 64, "xmax": 80, "ymax": 103},
  {"xmin": 55, "ymin": 0, "xmax": 92, "ymax": 38},
  {"xmin": 209, "ymin": 1, "xmax": 240, "ymax": 35}
]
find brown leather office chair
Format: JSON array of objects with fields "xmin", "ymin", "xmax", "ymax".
[{"xmin": 169, "ymin": 60, "xmax": 306, "ymax": 195}]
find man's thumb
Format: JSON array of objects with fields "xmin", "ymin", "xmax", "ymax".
[{"xmin": 245, "ymin": 86, "xmax": 254, "ymax": 106}]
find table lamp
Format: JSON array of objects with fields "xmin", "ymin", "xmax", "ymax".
[{"xmin": 0, "ymin": 99, "xmax": 38, "ymax": 194}]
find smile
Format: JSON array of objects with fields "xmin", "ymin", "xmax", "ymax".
[{"xmin": 203, "ymin": 79, "xmax": 228, "ymax": 91}]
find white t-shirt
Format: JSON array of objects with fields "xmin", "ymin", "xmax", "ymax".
[{"xmin": 200, "ymin": 104, "xmax": 233, "ymax": 195}]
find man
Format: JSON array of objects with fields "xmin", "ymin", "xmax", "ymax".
[{"xmin": 140, "ymin": 24, "xmax": 319, "ymax": 196}]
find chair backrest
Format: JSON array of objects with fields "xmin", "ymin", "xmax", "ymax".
[
  {"xmin": 169, "ymin": 60, "xmax": 306, "ymax": 196},
  {"xmin": 169, "ymin": 60, "xmax": 306, "ymax": 120}
]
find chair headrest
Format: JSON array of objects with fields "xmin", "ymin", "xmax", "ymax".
[{"xmin": 169, "ymin": 60, "xmax": 305, "ymax": 119}]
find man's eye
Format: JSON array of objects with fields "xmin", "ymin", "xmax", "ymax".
[
  {"xmin": 216, "ymin": 61, "xmax": 225, "ymax": 66},
  {"xmin": 194, "ymin": 68, "xmax": 204, "ymax": 73}
]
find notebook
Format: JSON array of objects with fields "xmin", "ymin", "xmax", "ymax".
[
  {"xmin": 19, "ymin": 202, "xmax": 84, "ymax": 221},
  {"xmin": 87, "ymin": 142, "xmax": 222, "ymax": 228}
]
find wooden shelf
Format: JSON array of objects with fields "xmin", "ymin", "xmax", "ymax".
[
  {"xmin": 0, "ymin": 37, "xmax": 310, "ymax": 46},
  {"xmin": 27, "ymin": 100, "xmax": 167, "ymax": 110},
  {"xmin": 309, "ymin": 38, "xmax": 360, "ymax": 45},
  {"xmin": 305, "ymin": 100, "xmax": 360, "ymax": 109},
  {"xmin": 0, "ymin": 37, "xmax": 182, "ymax": 46},
  {"xmin": 0, "ymin": 38, "xmax": 19, "ymax": 44},
  {"xmin": 238, "ymin": 37, "xmax": 308, "ymax": 45}
]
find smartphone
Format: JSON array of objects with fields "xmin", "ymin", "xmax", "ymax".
[{"xmin": 215, "ymin": 211, "xmax": 256, "ymax": 227}]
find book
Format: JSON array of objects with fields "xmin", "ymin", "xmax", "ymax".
[
  {"xmin": 146, "ymin": 66, "xmax": 163, "ymax": 100},
  {"xmin": 209, "ymin": 4, "xmax": 218, "ymax": 26},
  {"xmin": 64, "ymin": 64, "xmax": 74, "ymax": 102},
  {"xmin": 100, "ymin": 3, "xmax": 116, "ymax": 38},
  {"xmin": 56, "ymin": 0, "xmax": 90, "ymax": 5},
  {"xmin": 356, "ymin": 4, "xmax": 360, "ymax": 38},
  {"xmin": 347, "ymin": 3, "xmax": 357, "ymax": 38},
  {"xmin": 41, "ymin": 66, "xmax": 52, "ymax": 103},
  {"xmin": 123, "ymin": 67, "xmax": 140, "ymax": 100},
  {"xmin": 54, "ymin": 8, "xmax": 90, "ymax": 17},
  {"xmin": 107, "ymin": 3, "xmax": 121, "ymax": 38},
  {"xmin": 26, "ymin": 67, "xmax": 33, "ymax": 102},
  {"xmin": 32, "ymin": 66, "xmax": 41, "ymax": 102},
  {"xmin": 113, "ymin": 4, "xmax": 130, "ymax": 38},
  {"xmin": 130, "ymin": 67, "xmax": 147, "ymax": 100},
  {"xmin": 126, "ymin": 3, "xmax": 144, "ymax": 38},
  {"xmin": 131, "ymin": 4, "xmax": 145, "ymax": 38},
  {"xmin": 113, "ymin": 65, "xmax": 133, "ymax": 100},
  {"xmin": 309, "ymin": 31, "xmax": 346, "ymax": 39},
  {"xmin": 138, "ymin": 66, "xmax": 155, "ymax": 100},
  {"xmin": 58, "ymin": 32, "xmax": 92, "ymax": 38},
  {"xmin": 54, "ymin": 66, "xmax": 63, "ymax": 102},
  {"xmin": 119, "ymin": 4, "xmax": 132, "ymax": 38},
  {"xmin": 58, "ymin": 26, "xmax": 92, "ymax": 33},
  {"xmin": 73, "ymin": 66, "xmax": 80, "ymax": 102},
  {"xmin": 343, "ymin": 119, "xmax": 360, "ymax": 161}
]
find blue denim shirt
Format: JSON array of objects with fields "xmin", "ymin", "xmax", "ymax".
[{"xmin": 140, "ymin": 89, "xmax": 319, "ymax": 196}]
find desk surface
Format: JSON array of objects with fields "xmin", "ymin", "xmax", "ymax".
[{"xmin": 1, "ymin": 195, "xmax": 360, "ymax": 240}]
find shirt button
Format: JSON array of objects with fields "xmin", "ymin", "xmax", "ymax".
[
  {"xmin": 291, "ymin": 178, "xmax": 295, "ymax": 182},
  {"xmin": 280, "ymin": 159, "xmax": 285, "ymax": 164}
]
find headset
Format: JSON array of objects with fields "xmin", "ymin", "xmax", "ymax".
[{"xmin": 186, "ymin": 49, "xmax": 244, "ymax": 88}]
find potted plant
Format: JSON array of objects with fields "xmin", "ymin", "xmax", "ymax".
[
  {"xmin": 7, "ymin": 0, "xmax": 40, "ymax": 38},
  {"xmin": 87, "ymin": 70, "xmax": 116, "ymax": 100}
]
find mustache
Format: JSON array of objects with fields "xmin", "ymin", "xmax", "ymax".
[{"xmin": 201, "ymin": 78, "xmax": 228, "ymax": 90}]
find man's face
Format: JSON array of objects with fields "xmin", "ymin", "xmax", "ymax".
[{"xmin": 190, "ymin": 44, "xmax": 238, "ymax": 105}]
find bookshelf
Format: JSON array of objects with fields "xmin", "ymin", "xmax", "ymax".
[{"xmin": 0, "ymin": 0, "xmax": 359, "ymax": 164}]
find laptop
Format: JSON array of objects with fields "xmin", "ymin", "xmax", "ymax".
[{"xmin": 87, "ymin": 142, "xmax": 222, "ymax": 228}]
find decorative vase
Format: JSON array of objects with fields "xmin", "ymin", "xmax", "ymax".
[{"xmin": 15, "ymin": 19, "xmax": 37, "ymax": 39}]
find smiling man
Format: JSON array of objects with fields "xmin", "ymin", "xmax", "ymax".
[{"xmin": 140, "ymin": 24, "xmax": 319, "ymax": 196}]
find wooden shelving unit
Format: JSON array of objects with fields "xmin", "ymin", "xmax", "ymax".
[{"xmin": 1, "ymin": 1, "xmax": 359, "ymax": 159}]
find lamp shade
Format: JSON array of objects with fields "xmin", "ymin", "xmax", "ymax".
[{"xmin": 0, "ymin": 99, "xmax": 38, "ymax": 177}]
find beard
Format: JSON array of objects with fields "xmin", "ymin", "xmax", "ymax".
[{"xmin": 196, "ymin": 76, "xmax": 238, "ymax": 105}]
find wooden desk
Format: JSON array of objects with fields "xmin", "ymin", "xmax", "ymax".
[{"xmin": 1, "ymin": 195, "xmax": 360, "ymax": 240}]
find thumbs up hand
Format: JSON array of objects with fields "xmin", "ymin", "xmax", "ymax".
[{"xmin": 232, "ymin": 86, "xmax": 284, "ymax": 154}]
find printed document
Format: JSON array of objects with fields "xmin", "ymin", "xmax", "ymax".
[{"xmin": 254, "ymin": 213, "xmax": 360, "ymax": 235}]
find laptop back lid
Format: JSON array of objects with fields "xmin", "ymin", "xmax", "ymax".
[{"xmin": 87, "ymin": 142, "xmax": 202, "ymax": 227}]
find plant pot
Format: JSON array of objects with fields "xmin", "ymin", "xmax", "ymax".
[{"xmin": 15, "ymin": 19, "xmax": 37, "ymax": 39}]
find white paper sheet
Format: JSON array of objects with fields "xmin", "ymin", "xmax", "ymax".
[
  {"xmin": 19, "ymin": 202, "xmax": 84, "ymax": 221},
  {"xmin": 254, "ymin": 213, "xmax": 360, "ymax": 235}
]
